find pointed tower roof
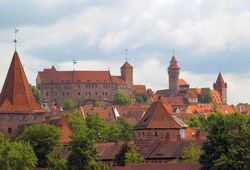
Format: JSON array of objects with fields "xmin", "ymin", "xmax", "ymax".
[
  {"xmin": 121, "ymin": 61, "xmax": 133, "ymax": 68},
  {"xmin": 215, "ymin": 72, "xmax": 227, "ymax": 88},
  {"xmin": 134, "ymin": 100, "xmax": 181, "ymax": 130},
  {"xmin": 0, "ymin": 51, "xmax": 44, "ymax": 113},
  {"xmin": 168, "ymin": 56, "xmax": 180, "ymax": 69}
]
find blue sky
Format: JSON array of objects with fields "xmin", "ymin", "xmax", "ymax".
[{"xmin": 0, "ymin": 0, "xmax": 250, "ymax": 104}]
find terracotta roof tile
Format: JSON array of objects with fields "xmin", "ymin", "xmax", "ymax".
[
  {"xmin": 134, "ymin": 101, "xmax": 181, "ymax": 129},
  {"xmin": 111, "ymin": 76, "xmax": 126, "ymax": 85},
  {"xmin": 179, "ymin": 79, "xmax": 189, "ymax": 86},
  {"xmin": 0, "ymin": 51, "xmax": 44, "ymax": 113}
]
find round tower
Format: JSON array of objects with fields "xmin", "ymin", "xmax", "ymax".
[
  {"xmin": 168, "ymin": 56, "xmax": 180, "ymax": 96},
  {"xmin": 121, "ymin": 61, "xmax": 133, "ymax": 85}
]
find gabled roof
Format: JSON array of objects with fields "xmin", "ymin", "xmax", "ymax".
[
  {"xmin": 134, "ymin": 101, "xmax": 181, "ymax": 129},
  {"xmin": 121, "ymin": 61, "xmax": 133, "ymax": 68},
  {"xmin": 214, "ymin": 72, "xmax": 227, "ymax": 88},
  {"xmin": 179, "ymin": 79, "xmax": 189, "ymax": 86},
  {"xmin": 0, "ymin": 51, "xmax": 44, "ymax": 113}
]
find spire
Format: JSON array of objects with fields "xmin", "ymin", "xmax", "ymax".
[
  {"xmin": 215, "ymin": 72, "xmax": 227, "ymax": 88},
  {"xmin": 121, "ymin": 61, "xmax": 133, "ymax": 68},
  {"xmin": 0, "ymin": 51, "xmax": 44, "ymax": 113},
  {"xmin": 168, "ymin": 56, "xmax": 179, "ymax": 69}
]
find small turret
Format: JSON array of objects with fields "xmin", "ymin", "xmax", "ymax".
[
  {"xmin": 121, "ymin": 61, "xmax": 133, "ymax": 85},
  {"xmin": 213, "ymin": 72, "xmax": 227, "ymax": 104}
]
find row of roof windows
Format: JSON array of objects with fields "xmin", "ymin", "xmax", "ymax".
[{"xmin": 45, "ymin": 91, "xmax": 109, "ymax": 96}]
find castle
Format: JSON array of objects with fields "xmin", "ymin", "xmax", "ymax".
[
  {"xmin": 156, "ymin": 56, "xmax": 227, "ymax": 105},
  {"xmin": 36, "ymin": 61, "xmax": 135, "ymax": 105}
]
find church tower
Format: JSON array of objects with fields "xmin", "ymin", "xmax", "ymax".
[
  {"xmin": 213, "ymin": 72, "xmax": 227, "ymax": 104},
  {"xmin": 168, "ymin": 56, "xmax": 180, "ymax": 96},
  {"xmin": 121, "ymin": 61, "xmax": 133, "ymax": 85}
]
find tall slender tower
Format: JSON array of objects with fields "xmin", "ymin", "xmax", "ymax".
[
  {"xmin": 168, "ymin": 56, "xmax": 180, "ymax": 96},
  {"xmin": 213, "ymin": 72, "xmax": 227, "ymax": 104},
  {"xmin": 121, "ymin": 61, "xmax": 133, "ymax": 85}
]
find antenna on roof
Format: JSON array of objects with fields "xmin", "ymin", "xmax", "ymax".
[
  {"xmin": 173, "ymin": 49, "xmax": 175, "ymax": 56},
  {"xmin": 125, "ymin": 48, "xmax": 128, "ymax": 61},
  {"xmin": 13, "ymin": 28, "xmax": 19, "ymax": 51},
  {"xmin": 72, "ymin": 60, "xmax": 78, "ymax": 71}
]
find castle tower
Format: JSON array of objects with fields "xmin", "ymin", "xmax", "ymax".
[
  {"xmin": 168, "ymin": 56, "xmax": 180, "ymax": 96},
  {"xmin": 121, "ymin": 61, "xmax": 133, "ymax": 85},
  {"xmin": 0, "ymin": 51, "xmax": 45, "ymax": 137},
  {"xmin": 213, "ymin": 72, "xmax": 227, "ymax": 104}
]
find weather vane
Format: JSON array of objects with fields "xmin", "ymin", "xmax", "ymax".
[
  {"xmin": 125, "ymin": 48, "xmax": 128, "ymax": 61},
  {"xmin": 14, "ymin": 28, "xmax": 19, "ymax": 50}
]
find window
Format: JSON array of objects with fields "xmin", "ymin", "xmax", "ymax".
[
  {"xmin": 85, "ymin": 92, "xmax": 88, "ymax": 96},
  {"xmin": 19, "ymin": 115, "xmax": 25, "ymax": 121},
  {"xmin": 8, "ymin": 128, "xmax": 12, "ymax": 134},
  {"xmin": 89, "ymin": 92, "xmax": 91, "ymax": 95},
  {"xmin": 155, "ymin": 131, "xmax": 158, "ymax": 136},
  {"xmin": 95, "ymin": 92, "xmax": 98, "ymax": 96},
  {"xmin": 32, "ymin": 115, "xmax": 37, "ymax": 120},
  {"xmin": 78, "ymin": 92, "xmax": 81, "ymax": 96},
  {"xmin": 105, "ymin": 92, "xmax": 108, "ymax": 95},
  {"xmin": 46, "ymin": 91, "xmax": 49, "ymax": 96},
  {"xmin": 67, "ymin": 92, "xmax": 69, "ymax": 95},
  {"xmin": 8, "ymin": 114, "xmax": 12, "ymax": 121},
  {"xmin": 62, "ymin": 92, "xmax": 65, "ymax": 96}
]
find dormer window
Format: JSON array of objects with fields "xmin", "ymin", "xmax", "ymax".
[{"xmin": 8, "ymin": 114, "xmax": 12, "ymax": 121}]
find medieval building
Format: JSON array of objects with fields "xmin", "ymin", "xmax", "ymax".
[
  {"xmin": 156, "ymin": 55, "xmax": 228, "ymax": 106},
  {"xmin": 36, "ymin": 61, "xmax": 134, "ymax": 105},
  {"xmin": 0, "ymin": 51, "xmax": 45, "ymax": 138}
]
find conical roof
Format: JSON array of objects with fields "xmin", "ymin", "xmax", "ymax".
[
  {"xmin": 215, "ymin": 72, "xmax": 227, "ymax": 88},
  {"xmin": 168, "ymin": 56, "xmax": 180, "ymax": 69},
  {"xmin": 0, "ymin": 51, "xmax": 44, "ymax": 113},
  {"xmin": 121, "ymin": 61, "xmax": 133, "ymax": 68},
  {"xmin": 134, "ymin": 101, "xmax": 181, "ymax": 129}
]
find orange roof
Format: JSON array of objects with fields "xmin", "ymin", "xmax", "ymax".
[
  {"xmin": 0, "ymin": 51, "xmax": 44, "ymax": 113},
  {"xmin": 217, "ymin": 105, "xmax": 235, "ymax": 114},
  {"xmin": 187, "ymin": 104, "xmax": 214, "ymax": 114},
  {"xmin": 211, "ymin": 90, "xmax": 222, "ymax": 104},
  {"xmin": 37, "ymin": 66, "xmax": 113, "ymax": 84},
  {"xmin": 168, "ymin": 56, "xmax": 180, "ymax": 69},
  {"xmin": 133, "ymin": 85, "xmax": 146, "ymax": 94},
  {"xmin": 111, "ymin": 76, "xmax": 126, "ymax": 85},
  {"xmin": 170, "ymin": 56, "xmax": 177, "ymax": 64},
  {"xmin": 179, "ymin": 79, "xmax": 189, "ymax": 86},
  {"xmin": 134, "ymin": 101, "xmax": 181, "ymax": 129},
  {"xmin": 121, "ymin": 61, "xmax": 133, "ymax": 68}
]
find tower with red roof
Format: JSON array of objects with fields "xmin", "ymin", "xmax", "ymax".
[
  {"xmin": 121, "ymin": 61, "xmax": 133, "ymax": 85},
  {"xmin": 168, "ymin": 56, "xmax": 180, "ymax": 96},
  {"xmin": 0, "ymin": 51, "xmax": 45, "ymax": 138},
  {"xmin": 213, "ymin": 72, "xmax": 227, "ymax": 104}
]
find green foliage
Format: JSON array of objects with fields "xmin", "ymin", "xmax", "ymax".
[
  {"xmin": 114, "ymin": 93, "xmax": 131, "ymax": 105},
  {"xmin": 66, "ymin": 111, "xmax": 87, "ymax": 133},
  {"xmin": 0, "ymin": 136, "xmax": 37, "ymax": 170},
  {"xmin": 183, "ymin": 143, "xmax": 201, "ymax": 163},
  {"xmin": 31, "ymin": 85, "xmax": 42, "ymax": 104},
  {"xmin": 63, "ymin": 99, "xmax": 76, "ymax": 110},
  {"xmin": 88, "ymin": 160, "xmax": 112, "ymax": 170},
  {"xmin": 67, "ymin": 129, "xmax": 96, "ymax": 170},
  {"xmin": 186, "ymin": 114, "xmax": 207, "ymax": 131},
  {"xmin": 200, "ymin": 112, "xmax": 250, "ymax": 170},
  {"xmin": 93, "ymin": 101, "xmax": 105, "ymax": 108},
  {"xmin": 20, "ymin": 123, "xmax": 61, "ymax": 168},
  {"xmin": 125, "ymin": 148, "xmax": 144, "ymax": 163},
  {"xmin": 114, "ymin": 144, "xmax": 131, "ymax": 166},
  {"xmin": 47, "ymin": 147, "xmax": 67, "ymax": 170},
  {"xmin": 108, "ymin": 117, "xmax": 134, "ymax": 141},
  {"xmin": 200, "ymin": 89, "xmax": 212, "ymax": 103},
  {"xmin": 86, "ymin": 114, "xmax": 109, "ymax": 143},
  {"xmin": 135, "ymin": 93, "xmax": 148, "ymax": 103}
]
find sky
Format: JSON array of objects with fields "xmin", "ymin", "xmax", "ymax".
[{"xmin": 0, "ymin": 0, "xmax": 250, "ymax": 104}]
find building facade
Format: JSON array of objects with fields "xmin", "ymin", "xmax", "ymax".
[
  {"xmin": 36, "ymin": 61, "xmax": 134, "ymax": 105},
  {"xmin": 0, "ymin": 51, "xmax": 45, "ymax": 138}
]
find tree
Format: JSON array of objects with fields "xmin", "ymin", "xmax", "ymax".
[
  {"xmin": 31, "ymin": 85, "xmax": 42, "ymax": 104},
  {"xmin": 63, "ymin": 99, "xmax": 76, "ymax": 110},
  {"xmin": 114, "ymin": 144, "xmax": 131, "ymax": 166},
  {"xmin": 200, "ymin": 113, "xmax": 250, "ymax": 170},
  {"xmin": 67, "ymin": 130, "xmax": 96, "ymax": 170},
  {"xmin": 20, "ymin": 123, "xmax": 61, "ymax": 168},
  {"xmin": 86, "ymin": 114, "xmax": 108, "ymax": 142},
  {"xmin": 108, "ymin": 117, "xmax": 134, "ymax": 141},
  {"xmin": 0, "ymin": 135, "xmax": 37, "ymax": 170},
  {"xmin": 125, "ymin": 148, "xmax": 144, "ymax": 163},
  {"xmin": 47, "ymin": 147, "xmax": 67, "ymax": 170},
  {"xmin": 135, "ymin": 93, "xmax": 148, "ymax": 103},
  {"xmin": 186, "ymin": 114, "xmax": 207, "ymax": 131},
  {"xmin": 183, "ymin": 143, "xmax": 201, "ymax": 163},
  {"xmin": 114, "ymin": 93, "xmax": 131, "ymax": 105}
]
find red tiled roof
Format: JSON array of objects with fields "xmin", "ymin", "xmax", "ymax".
[
  {"xmin": 0, "ymin": 51, "xmax": 44, "ymax": 113},
  {"xmin": 187, "ymin": 104, "xmax": 214, "ymax": 114},
  {"xmin": 168, "ymin": 63, "xmax": 180, "ymax": 69},
  {"xmin": 80, "ymin": 104, "xmax": 116, "ymax": 123},
  {"xmin": 217, "ymin": 104, "xmax": 235, "ymax": 114},
  {"xmin": 111, "ymin": 76, "xmax": 126, "ymax": 85},
  {"xmin": 134, "ymin": 101, "xmax": 181, "ymax": 129},
  {"xmin": 170, "ymin": 56, "xmax": 177, "ymax": 63},
  {"xmin": 133, "ymin": 85, "xmax": 147, "ymax": 94},
  {"xmin": 211, "ymin": 90, "xmax": 222, "ymax": 104},
  {"xmin": 237, "ymin": 104, "xmax": 250, "ymax": 113},
  {"xmin": 37, "ymin": 66, "xmax": 113, "ymax": 84},
  {"xmin": 112, "ymin": 163, "xmax": 201, "ymax": 170},
  {"xmin": 121, "ymin": 61, "xmax": 133, "ymax": 68},
  {"xmin": 179, "ymin": 79, "xmax": 188, "ymax": 86}
]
